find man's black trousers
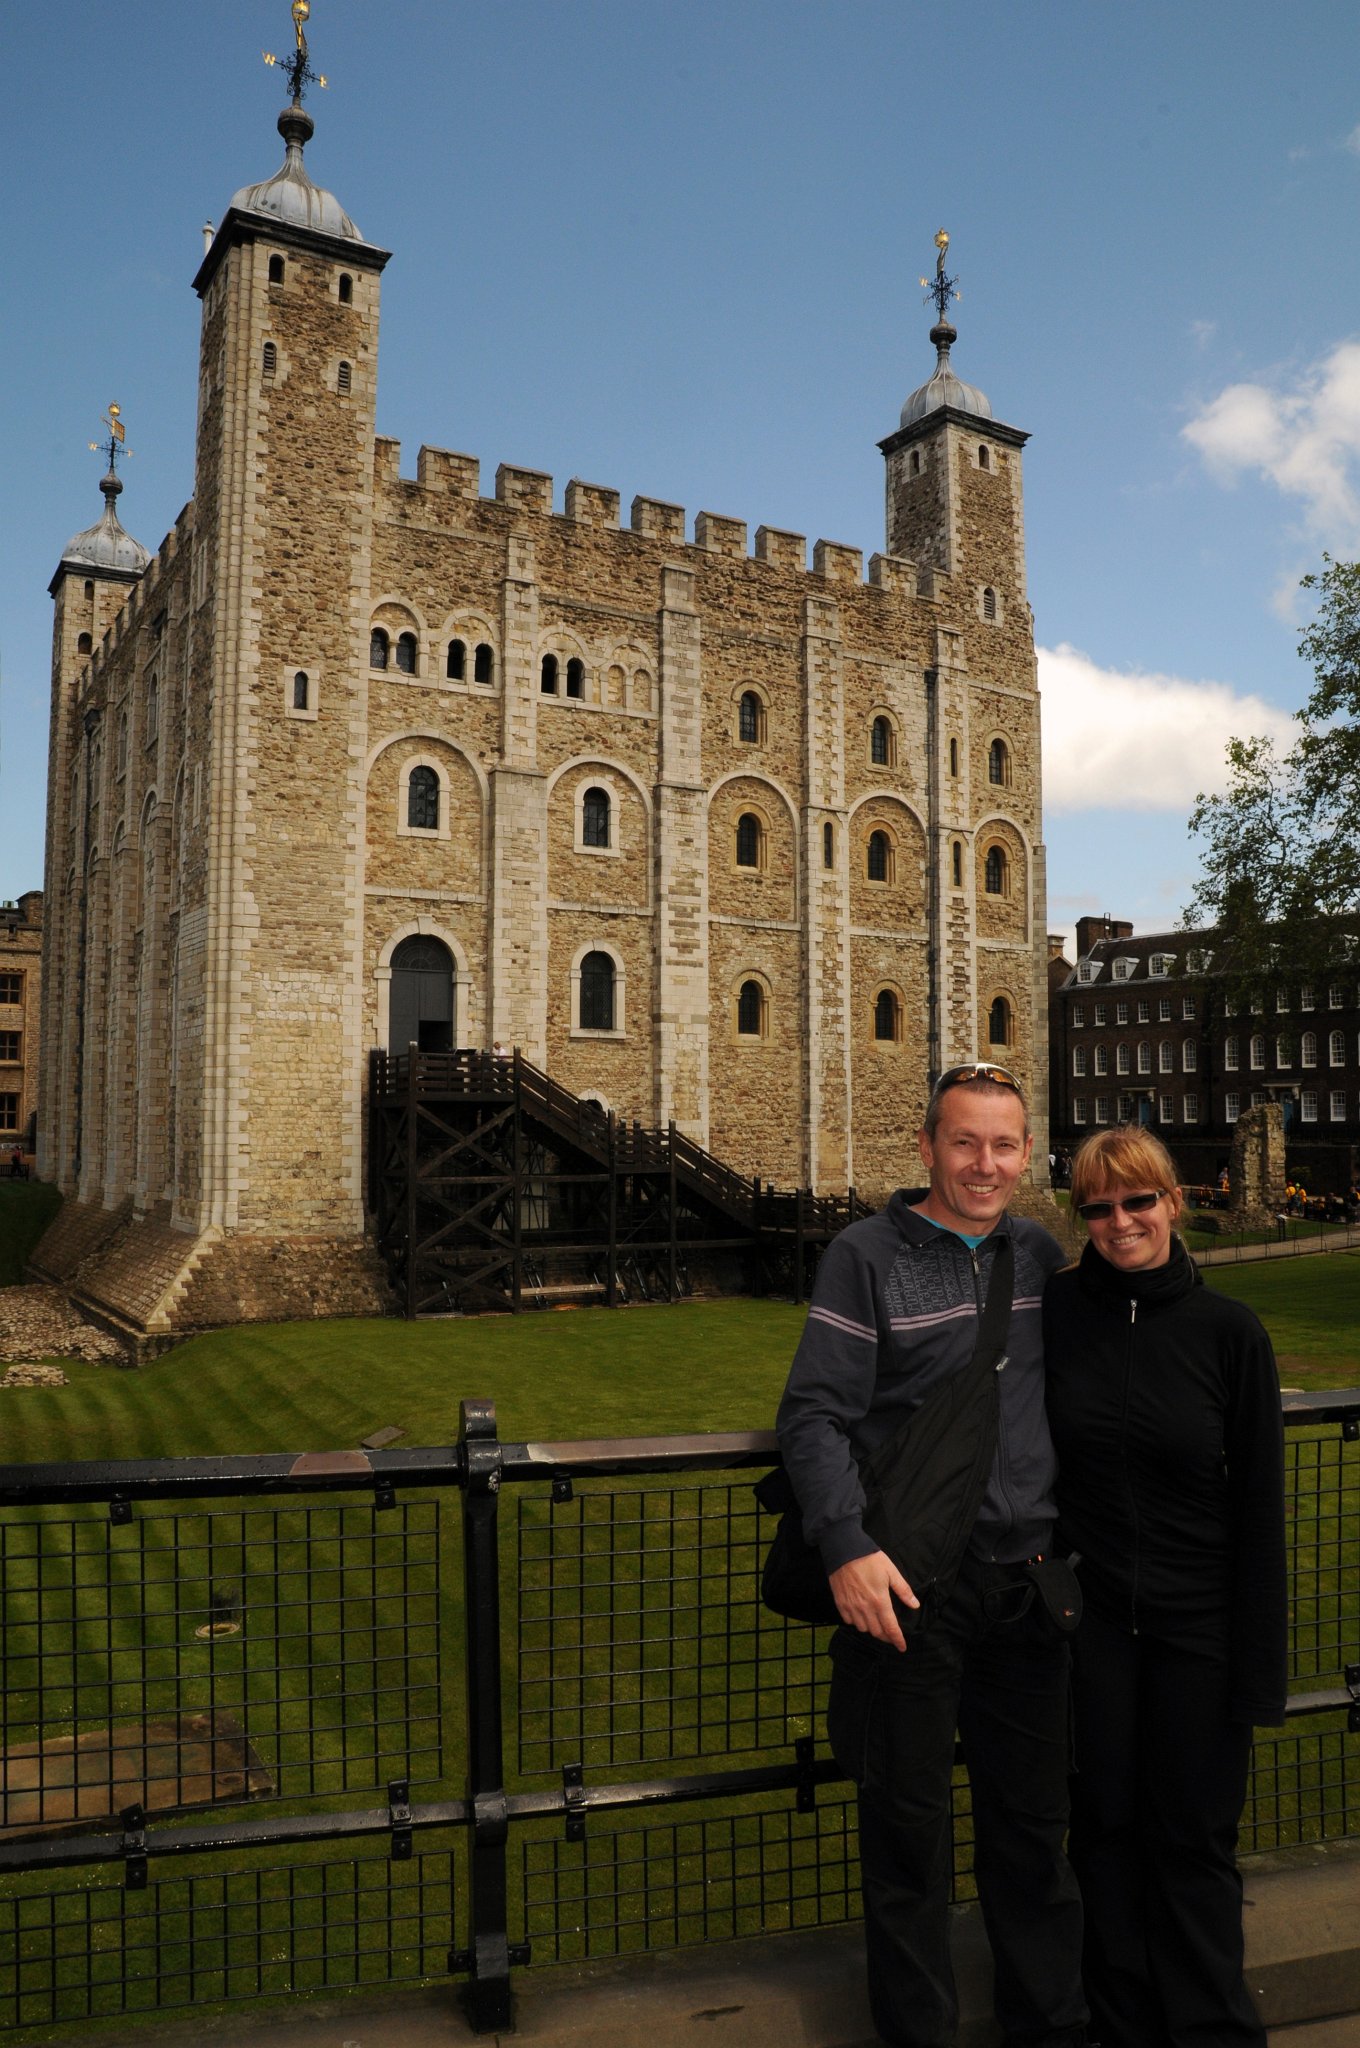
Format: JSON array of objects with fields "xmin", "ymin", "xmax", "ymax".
[
  {"xmin": 827, "ymin": 1553, "xmax": 1087, "ymax": 2048},
  {"xmin": 1068, "ymin": 1608, "xmax": 1264, "ymax": 2047}
]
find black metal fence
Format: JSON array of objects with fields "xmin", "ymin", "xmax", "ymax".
[{"xmin": 0, "ymin": 1395, "xmax": 1357, "ymax": 2037}]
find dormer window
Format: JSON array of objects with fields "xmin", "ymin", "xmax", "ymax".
[
  {"xmin": 1078, "ymin": 960, "xmax": 1103, "ymax": 984},
  {"xmin": 1148, "ymin": 954, "xmax": 1175, "ymax": 977},
  {"xmin": 1111, "ymin": 958, "xmax": 1136, "ymax": 981}
]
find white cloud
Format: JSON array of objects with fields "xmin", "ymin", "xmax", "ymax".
[
  {"xmin": 1182, "ymin": 340, "xmax": 1360, "ymax": 547},
  {"xmin": 1345, "ymin": 123, "xmax": 1360, "ymax": 155},
  {"xmin": 1038, "ymin": 643, "xmax": 1296, "ymax": 813},
  {"xmin": 1189, "ymin": 318, "xmax": 1217, "ymax": 350}
]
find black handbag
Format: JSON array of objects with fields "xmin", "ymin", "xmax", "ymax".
[{"xmin": 757, "ymin": 1236, "xmax": 1015, "ymax": 1630}]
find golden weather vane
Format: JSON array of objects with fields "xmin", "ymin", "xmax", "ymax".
[
  {"xmin": 88, "ymin": 402, "xmax": 132, "ymax": 473},
  {"xmin": 919, "ymin": 229, "xmax": 961, "ymax": 323},
  {"xmin": 263, "ymin": 0, "xmax": 327, "ymax": 103}
]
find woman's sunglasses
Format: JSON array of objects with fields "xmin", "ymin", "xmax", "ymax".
[{"xmin": 1076, "ymin": 1190, "xmax": 1167, "ymax": 1223}]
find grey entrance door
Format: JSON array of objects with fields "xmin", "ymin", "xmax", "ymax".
[{"xmin": 389, "ymin": 935, "xmax": 455, "ymax": 1051}]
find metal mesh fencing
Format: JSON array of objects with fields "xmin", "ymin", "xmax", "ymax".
[{"xmin": 1285, "ymin": 1425, "xmax": 1360, "ymax": 1684}]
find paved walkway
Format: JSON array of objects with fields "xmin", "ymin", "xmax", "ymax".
[{"xmin": 31, "ymin": 1840, "xmax": 1360, "ymax": 2048}]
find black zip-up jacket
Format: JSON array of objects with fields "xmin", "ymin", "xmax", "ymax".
[
  {"xmin": 1043, "ymin": 1238, "xmax": 1287, "ymax": 1724},
  {"xmin": 777, "ymin": 1190, "xmax": 1066, "ymax": 1574}
]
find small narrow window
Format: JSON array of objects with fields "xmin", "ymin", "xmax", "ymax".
[
  {"xmin": 988, "ymin": 996, "xmax": 1011, "ymax": 1046},
  {"xmin": 146, "ymin": 676, "xmax": 160, "ymax": 747},
  {"xmin": 978, "ymin": 444, "xmax": 990, "ymax": 470},
  {"xmin": 870, "ymin": 716, "xmax": 893, "ymax": 767},
  {"xmin": 910, "ymin": 450, "xmax": 921, "ymax": 476},
  {"xmin": 541, "ymin": 654, "xmax": 559, "ymax": 694},
  {"xmin": 407, "ymin": 765, "xmax": 439, "ymax": 831},
  {"xmin": 874, "ymin": 990, "xmax": 900, "ymax": 1042},
  {"xmin": 566, "ymin": 657, "xmax": 585, "ymax": 699},
  {"xmin": 268, "ymin": 254, "xmax": 285, "ymax": 285},
  {"xmin": 822, "ymin": 821, "xmax": 834, "ymax": 869},
  {"xmin": 338, "ymin": 273, "xmax": 353, "ymax": 304},
  {"xmin": 867, "ymin": 829, "xmax": 891, "ymax": 883},
  {"xmin": 982, "ymin": 586, "xmax": 997, "ymax": 621},
  {"xmin": 738, "ymin": 690, "xmax": 761, "ymax": 744},
  {"xmin": 580, "ymin": 951, "xmax": 615, "ymax": 1032},
  {"xmin": 949, "ymin": 736, "xmax": 959, "ymax": 777},
  {"xmin": 735, "ymin": 813, "xmax": 762, "ymax": 869},
  {"xmin": 370, "ymin": 627, "xmax": 389, "ymax": 670},
  {"xmin": 337, "ymin": 360, "xmax": 352, "ymax": 395},
  {"xmin": 395, "ymin": 632, "xmax": 418, "ymax": 676},
  {"xmin": 262, "ymin": 341, "xmax": 277, "ymax": 381},
  {"xmin": 984, "ymin": 845, "xmax": 1005, "ymax": 895},
  {"xmin": 84, "ymin": 579, "xmax": 94, "ymax": 599},
  {"xmin": 952, "ymin": 840, "xmax": 962, "ymax": 887},
  {"xmin": 474, "ymin": 642, "xmax": 494, "ymax": 685},
  {"xmin": 988, "ymin": 738, "xmax": 1009, "ymax": 786},
  {"xmin": 582, "ymin": 786, "xmax": 611, "ymax": 849},
  {"xmin": 447, "ymin": 639, "xmax": 466, "ymax": 681},
  {"xmin": 77, "ymin": 632, "xmax": 93, "ymax": 655},
  {"xmin": 117, "ymin": 711, "xmax": 128, "ymax": 777},
  {"xmin": 292, "ymin": 671, "xmax": 309, "ymax": 711},
  {"xmin": 738, "ymin": 980, "xmax": 765, "ymax": 1037}
]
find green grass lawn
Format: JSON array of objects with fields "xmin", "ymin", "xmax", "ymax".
[{"xmin": 0, "ymin": 1181, "xmax": 60, "ymax": 1287}]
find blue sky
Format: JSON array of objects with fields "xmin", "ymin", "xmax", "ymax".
[{"xmin": 4, "ymin": 0, "xmax": 1358, "ymax": 954}]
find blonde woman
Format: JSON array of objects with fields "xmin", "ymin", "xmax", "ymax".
[{"xmin": 1043, "ymin": 1127, "xmax": 1286, "ymax": 2048}]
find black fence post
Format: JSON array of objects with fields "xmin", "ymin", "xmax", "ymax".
[
  {"xmin": 667, "ymin": 1121, "xmax": 678, "ymax": 1301},
  {"xmin": 405, "ymin": 1054, "xmax": 420, "ymax": 1319},
  {"xmin": 458, "ymin": 1398, "xmax": 514, "ymax": 2032},
  {"xmin": 606, "ymin": 1110, "xmax": 618, "ymax": 1308}
]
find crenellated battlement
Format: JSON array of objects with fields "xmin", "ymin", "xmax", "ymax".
[{"xmin": 372, "ymin": 438, "xmax": 947, "ymax": 599}]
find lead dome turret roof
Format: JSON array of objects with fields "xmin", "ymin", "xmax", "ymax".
[
  {"xmin": 900, "ymin": 320, "xmax": 992, "ymax": 427},
  {"xmin": 56, "ymin": 472, "xmax": 150, "ymax": 581},
  {"xmin": 227, "ymin": 103, "xmax": 365, "ymax": 242}
]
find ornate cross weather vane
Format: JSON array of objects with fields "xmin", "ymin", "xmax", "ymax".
[
  {"xmin": 919, "ymin": 229, "xmax": 961, "ymax": 322},
  {"xmin": 263, "ymin": 0, "xmax": 327, "ymax": 104},
  {"xmin": 88, "ymin": 403, "xmax": 131, "ymax": 473}
]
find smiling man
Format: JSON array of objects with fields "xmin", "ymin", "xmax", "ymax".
[{"xmin": 776, "ymin": 1066, "xmax": 1088, "ymax": 2048}]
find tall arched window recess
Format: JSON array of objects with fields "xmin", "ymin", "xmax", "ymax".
[
  {"xmin": 579, "ymin": 951, "xmax": 615, "ymax": 1032},
  {"xmin": 407, "ymin": 765, "xmax": 439, "ymax": 831},
  {"xmin": 541, "ymin": 654, "xmax": 559, "ymax": 694},
  {"xmin": 866, "ymin": 829, "xmax": 892, "ymax": 883},
  {"xmin": 474, "ymin": 642, "xmax": 494, "ymax": 685},
  {"xmin": 735, "ymin": 812, "xmax": 763, "ymax": 869},
  {"xmin": 871, "ymin": 716, "xmax": 894, "ymax": 767},
  {"xmin": 984, "ymin": 845, "xmax": 1007, "ymax": 895},
  {"xmin": 988, "ymin": 995, "xmax": 1012, "ymax": 1046},
  {"xmin": 565, "ymin": 658, "xmax": 585, "ymax": 699},
  {"xmin": 988, "ymin": 738, "xmax": 1009, "ymax": 786},
  {"xmin": 447, "ymin": 639, "xmax": 466, "ymax": 681},
  {"xmin": 738, "ymin": 691, "xmax": 762, "ymax": 744},
  {"xmin": 370, "ymin": 627, "xmax": 389, "ymax": 670},
  {"xmin": 395, "ymin": 632, "xmax": 418, "ymax": 676},
  {"xmin": 582, "ymin": 786, "xmax": 611, "ymax": 849},
  {"xmin": 737, "ymin": 979, "xmax": 766, "ymax": 1037},
  {"xmin": 874, "ymin": 989, "xmax": 901, "ymax": 1042}
]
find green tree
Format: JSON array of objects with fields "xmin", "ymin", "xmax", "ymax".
[{"xmin": 1186, "ymin": 555, "xmax": 1360, "ymax": 994}]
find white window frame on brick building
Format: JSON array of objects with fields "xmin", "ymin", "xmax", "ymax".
[
  {"xmin": 1330, "ymin": 984, "xmax": 1346, "ymax": 1010},
  {"xmin": 1072, "ymin": 1097, "xmax": 1087, "ymax": 1125},
  {"xmin": 1224, "ymin": 1035, "xmax": 1239, "ymax": 1071},
  {"xmin": 1330, "ymin": 1029, "xmax": 1346, "ymax": 1067},
  {"xmin": 1331, "ymin": 1089, "xmax": 1346, "ymax": 1122},
  {"xmin": 1073, "ymin": 1046, "xmax": 1088, "ymax": 1077},
  {"xmin": 1301, "ymin": 1088, "xmax": 1318, "ymax": 1123},
  {"xmin": 1094, "ymin": 1045, "xmax": 1109, "ymax": 1076},
  {"xmin": 1159, "ymin": 1041, "xmax": 1174, "ymax": 1073},
  {"xmin": 1301, "ymin": 985, "xmax": 1315, "ymax": 1011},
  {"xmin": 1302, "ymin": 1031, "xmax": 1318, "ymax": 1068},
  {"xmin": 1094, "ymin": 1094, "xmax": 1111, "ymax": 1125},
  {"xmin": 1225, "ymin": 1091, "xmax": 1240, "ymax": 1123},
  {"xmin": 1182, "ymin": 1040, "xmax": 1198, "ymax": 1072},
  {"xmin": 571, "ymin": 941, "xmax": 627, "ymax": 1040},
  {"xmin": 1159, "ymin": 1094, "xmax": 1174, "ymax": 1122},
  {"xmin": 396, "ymin": 755, "xmax": 451, "ymax": 841},
  {"xmin": 1184, "ymin": 1092, "xmax": 1199, "ymax": 1122}
]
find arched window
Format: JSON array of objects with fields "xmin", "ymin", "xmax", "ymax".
[
  {"xmin": 407, "ymin": 765, "xmax": 439, "ymax": 831},
  {"xmin": 447, "ymin": 639, "xmax": 466, "ymax": 681},
  {"xmin": 870, "ymin": 716, "xmax": 894, "ymax": 767},
  {"xmin": 988, "ymin": 996, "xmax": 1011, "ymax": 1046},
  {"xmin": 262, "ymin": 341, "xmax": 277, "ymax": 381},
  {"xmin": 1301, "ymin": 1031, "xmax": 1317, "ymax": 1068},
  {"xmin": 984, "ymin": 845, "xmax": 1006, "ymax": 895},
  {"xmin": 338, "ymin": 273, "xmax": 353, "ymax": 304},
  {"xmin": 370, "ymin": 627, "xmax": 389, "ymax": 670},
  {"xmin": 395, "ymin": 632, "xmax": 418, "ymax": 676},
  {"xmin": 737, "ymin": 979, "xmax": 765, "ymax": 1037},
  {"xmin": 337, "ymin": 360, "xmax": 352, "ymax": 395},
  {"xmin": 474, "ymin": 643, "xmax": 494, "ymax": 685},
  {"xmin": 735, "ymin": 812, "xmax": 763, "ymax": 869},
  {"xmin": 978, "ymin": 444, "xmax": 990, "ymax": 470},
  {"xmin": 866, "ymin": 829, "xmax": 891, "ymax": 882},
  {"xmin": 78, "ymin": 632, "xmax": 93, "ymax": 655},
  {"xmin": 579, "ymin": 951, "xmax": 615, "ymax": 1032},
  {"xmin": 1249, "ymin": 1034, "xmax": 1266, "ymax": 1069},
  {"xmin": 541, "ymin": 654, "xmax": 559, "ymax": 694},
  {"xmin": 875, "ymin": 989, "xmax": 901, "ymax": 1042},
  {"xmin": 823, "ymin": 820, "xmax": 834, "ymax": 869},
  {"xmin": 738, "ymin": 690, "xmax": 762, "ymax": 744},
  {"xmin": 1330, "ymin": 1029, "xmax": 1346, "ymax": 1066},
  {"xmin": 949, "ymin": 737, "xmax": 959, "ymax": 777},
  {"xmin": 951, "ymin": 840, "xmax": 962, "ymax": 887},
  {"xmin": 565, "ymin": 657, "xmax": 585, "ymax": 699},
  {"xmin": 988, "ymin": 738, "xmax": 1009, "ymax": 786},
  {"xmin": 1137, "ymin": 1041, "xmax": 1151, "ymax": 1073},
  {"xmin": 268, "ymin": 254, "xmax": 285, "ymax": 285},
  {"xmin": 982, "ymin": 586, "xmax": 997, "ymax": 621},
  {"xmin": 292, "ymin": 671, "xmax": 309, "ymax": 711},
  {"xmin": 582, "ymin": 786, "xmax": 611, "ymax": 849},
  {"xmin": 389, "ymin": 933, "xmax": 454, "ymax": 1052}
]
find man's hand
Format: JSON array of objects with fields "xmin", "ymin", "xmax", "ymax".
[{"xmin": 829, "ymin": 1550, "xmax": 919, "ymax": 1652}]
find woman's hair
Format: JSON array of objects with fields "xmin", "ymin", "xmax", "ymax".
[{"xmin": 1069, "ymin": 1126, "xmax": 1180, "ymax": 1211}]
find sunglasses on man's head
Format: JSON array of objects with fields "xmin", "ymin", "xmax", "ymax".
[
  {"xmin": 932, "ymin": 1062, "xmax": 1023, "ymax": 1096},
  {"xmin": 1076, "ymin": 1190, "xmax": 1167, "ymax": 1222}
]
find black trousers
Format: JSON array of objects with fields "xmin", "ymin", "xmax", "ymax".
[
  {"xmin": 1068, "ymin": 1608, "xmax": 1264, "ymax": 2048},
  {"xmin": 827, "ymin": 1554, "xmax": 1087, "ymax": 2048}
]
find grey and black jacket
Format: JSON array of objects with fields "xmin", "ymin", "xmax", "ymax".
[{"xmin": 776, "ymin": 1190, "xmax": 1067, "ymax": 1575}]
